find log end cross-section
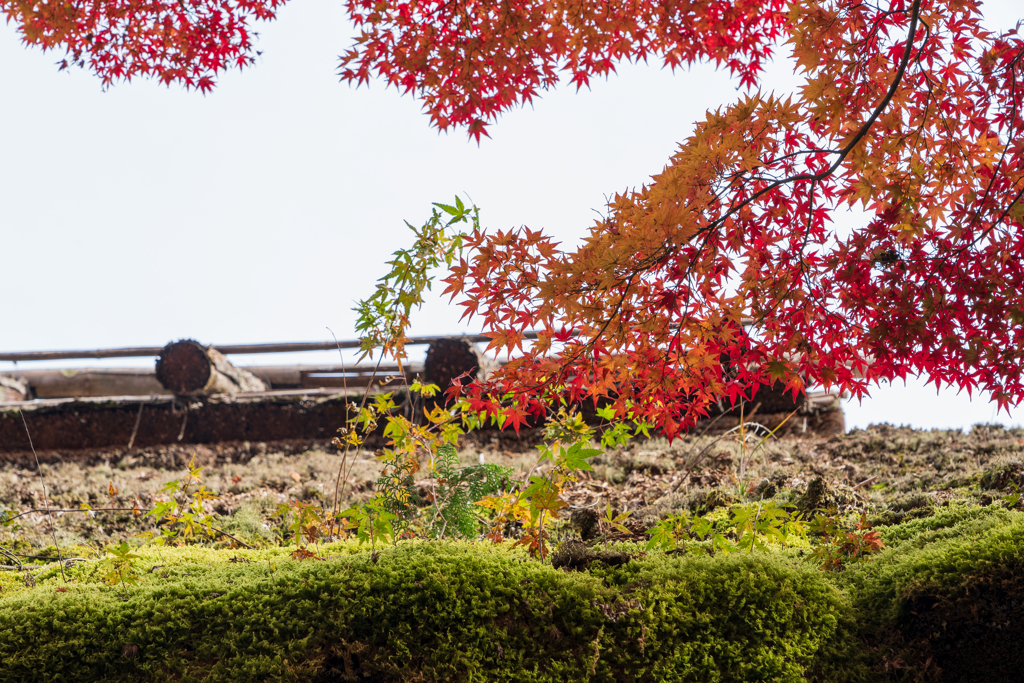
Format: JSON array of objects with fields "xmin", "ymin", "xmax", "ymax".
[
  {"xmin": 423, "ymin": 338, "xmax": 492, "ymax": 392},
  {"xmin": 155, "ymin": 340, "xmax": 268, "ymax": 397},
  {"xmin": 0, "ymin": 376, "xmax": 29, "ymax": 402}
]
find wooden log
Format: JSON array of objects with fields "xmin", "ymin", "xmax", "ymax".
[
  {"xmin": 0, "ymin": 395, "xmax": 356, "ymax": 455},
  {"xmin": 423, "ymin": 338, "xmax": 493, "ymax": 391},
  {"xmin": 0, "ymin": 376, "xmax": 28, "ymax": 402},
  {"xmin": 2, "ymin": 368, "xmax": 169, "ymax": 399},
  {"xmin": 0, "ymin": 363, "xmax": 430, "ymax": 399},
  {"xmin": 243, "ymin": 363, "xmax": 423, "ymax": 389},
  {"xmin": 155, "ymin": 340, "xmax": 268, "ymax": 397},
  {"xmin": 694, "ymin": 400, "xmax": 845, "ymax": 437}
]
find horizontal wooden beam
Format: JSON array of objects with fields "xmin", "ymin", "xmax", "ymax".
[
  {"xmin": 0, "ymin": 387, "xmax": 385, "ymax": 411},
  {"xmin": 0, "ymin": 333, "xmax": 539, "ymax": 362},
  {"xmin": 4, "ymin": 368, "xmax": 169, "ymax": 399},
  {"xmin": 0, "ymin": 363, "xmax": 430, "ymax": 399}
]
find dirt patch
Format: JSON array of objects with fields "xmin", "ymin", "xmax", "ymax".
[{"xmin": 3, "ymin": 422, "xmax": 1023, "ymax": 556}]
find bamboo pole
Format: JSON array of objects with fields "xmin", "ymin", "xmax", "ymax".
[{"xmin": 0, "ymin": 333, "xmax": 540, "ymax": 362}]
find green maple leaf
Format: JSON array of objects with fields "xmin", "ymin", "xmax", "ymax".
[{"xmin": 559, "ymin": 441, "xmax": 599, "ymax": 471}]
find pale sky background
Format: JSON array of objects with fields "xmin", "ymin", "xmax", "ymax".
[{"xmin": 0, "ymin": 0, "xmax": 1020, "ymax": 432}]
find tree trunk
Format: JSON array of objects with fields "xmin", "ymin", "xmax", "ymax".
[{"xmin": 155, "ymin": 340, "xmax": 268, "ymax": 397}]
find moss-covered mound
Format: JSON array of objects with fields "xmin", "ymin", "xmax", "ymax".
[
  {"xmin": 2, "ymin": 506, "xmax": 1023, "ymax": 683},
  {"xmin": 846, "ymin": 506, "xmax": 1024, "ymax": 683}
]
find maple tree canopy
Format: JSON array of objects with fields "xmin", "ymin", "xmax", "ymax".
[{"xmin": 8, "ymin": 0, "xmax": 1023, "ymax": 437}]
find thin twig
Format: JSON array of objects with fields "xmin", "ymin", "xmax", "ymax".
[
  {"xmin": 745, "ymin": 407, "xmax": 800, "ymax": 460},
  {"xmin": 739, "ymin": 400, "xmax": 747, "ymax": 481},
  {"xmin": 675, "ymin": 434, "xmax": 731, "ymax": 492},
  {"xmin": 738, "ymin": 401, "xmax": 764, "ymax": 484},
  {"xmin": 6, "ymin": 506, "xmax": 143, "ymax": 523},
  {"xmin": 675, "ymin": 403, "xmax": 761, "ymax": 493},
  {"xmin": 328, "ymin": 328, "xmax": 353, "ymax": 527},
  {"xmin": 208, "ymin": 525, "xmax": 254, "ymax": 549},
  {"xmin": 7, "ymin": 551, "xmax": 77, "ymax": 560},
  {"xmin": 176, "ymin": 404, "xmax": 188, "ymax": 442},
  {"xmin": 852, "ymin": 475, "xmax": 880, "ymax": 490},
  {"xmin": 6, "ymin": 506, "xmax": 252, "ymax": 549},
  {"xmin": 723, "ymin": 422, "xmax": 771, "ymax": 438},
  {"xmin": 127, "ymin": 402, "xmax": 144, "ymax": 450},
  {"xmin": 679, "ymin": 410, "xmax": 729, "ymax": 463},
  {"xmin": 20, "ymin": 410, "xmax": 66, "ymax": 583},
  {"xmin": 0, "ymin": 546, "xmax": 22, "ymax": 569},
  {"xmin": 0, "ymin": 557, "xmax": 89, "ymax": 573}
]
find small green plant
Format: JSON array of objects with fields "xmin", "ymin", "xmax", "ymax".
[
  {"xmin": 520, "ymin": 439, "xmax": 600, "ymax": 560},
  {"xmin": 427, "ymin": 444, "xmax": 511, "ymax": 539},
  {"xmin": 342, "ymin": 499, "xmax": 398, "ymax": 556},
  {"xmin": 275, "ymin": 500, "xmax": 329, "ymax": 560},
  {"xmin": 475, "ymin": 413, "xmax": 600, "ymax": 561},
  {"xmin": 342, "ymin": 201, "xmax": 601, "ymax": 561},
  {"xmin": 1002, "ymin": 482, "xmax": 1022, "ymax": 508},
  {"xmin": 332, "ymin": 198, "xmax": 477, "ymax": 529},
  {"xmin": 731, "ymin": 500, "xmax": 809, "ymax": 553},
  {"xmin": 98, "ymin": 541, "xmax": 141, "ymax": 597},
  {"xmin": 647, "ymin": 501, "xmax": 808, "ymax": 556},
  {"xmin": 600, "ymin": 502, "xmax": 632, "ymax": 549},
  {"xmin": 143, "ymin": 456, "xmax": 220, "ymax": 545},
  {"xmin": 807, "ymin": 510, "xmax": 885, "ymax": 571},
  {"xmin": 0, "ymin": 503, "xmax": 20, "ymax": 540},
  {"xmin": 353, "ymin": 197, "xmax": 474, "ymax": 364},
  {"xmin": 646, "ymin": 510, "xmax": 733, "ymax": 554},
  {"xmin": 336, "ymin": 387, "xmax": 474, "ymax": 542}
]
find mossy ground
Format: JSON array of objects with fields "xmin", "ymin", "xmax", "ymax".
[
  {"xmin": 2, "ymin": 506, "xmax": 1023, "ymax": 682},
  {"xmin": 3, "ymin": 424, "xmax": 1024, "ymax": 681}
]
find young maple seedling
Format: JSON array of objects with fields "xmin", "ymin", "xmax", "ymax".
[
  {"xmin": 470, "ymin": 410, "xmax": 601, "ymax": 561},
  {"xmin": 98, "ymin": 541, "xmax": 141, "ymax": 598},
  {"xmin": 144, "ymin": 456, "xmax": 220, "ymax": 546},
  {"xmin": 513, "ymin": 418, "xmax": 601, "ymax": 562},
  {"xmin": 1002, "ymin": 483, "xmax": 1022, "ymax": 509},
  {"xmin": 807, "ymin": 510, "xmax": 886, "ymax": 571},
  {"xmin": 601, "ymin": 503, "xmax": 632, "ymax": 550},
  {"xmin": 342, "ymin": 500, "xmax": 397, "ymax": 559},
  {"xmin": 646, "ymin": 511, "xmax": 732, "ymax": 556},
  {"xmin": 730, "ymin": 500, "xmax": 808, "ymax": 554},
  {"xmin": 275, "ymin": 500, "xmax": 329, "ymax": 561}
]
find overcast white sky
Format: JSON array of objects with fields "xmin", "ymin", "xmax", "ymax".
[{"xmin": 1, "ymin": 0, "xmax": 1020, "ymax": 432}]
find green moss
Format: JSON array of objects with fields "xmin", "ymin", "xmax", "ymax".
[
  {"xmin": 2, "ymin": 507, "xmax": 1023, "ymax": 682},
  {"xmin": 839, "ymin": 506, "xmax": 1024, "ymax": 681},
  {"xmin": 1, "ymin": 540, "xmax": 849, "ymax": 683},
  {"xmin": 875, "ymin": 503, "xmax": 1014, "ymax": 549}
]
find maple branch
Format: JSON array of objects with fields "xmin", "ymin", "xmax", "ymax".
[
  {"xmin": 560, "ymin": 2, "xmax": 933, "ymax": 384},
  {"xmin": 953, "ymin": 58, "xmax": 1024, "ymax": 249},
  {"xmin": 673, "ymin": 0, "xmax": 926, "ymax": 250},
  {"xmin": 803, "ymin": 0, "xmax": 923, "ymax": 180},
  {"xmin": 910, "ymin": 69, "xmax": 1024, "ymax": 287},
  {"xmin": 602, "ymin": 0, "xmax": 927, "ymax": 346}
]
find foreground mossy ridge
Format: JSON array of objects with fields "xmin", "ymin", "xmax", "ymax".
[{"xmin": 2, "ymin": 506, "xmax": 1023, "ymax": 683}]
